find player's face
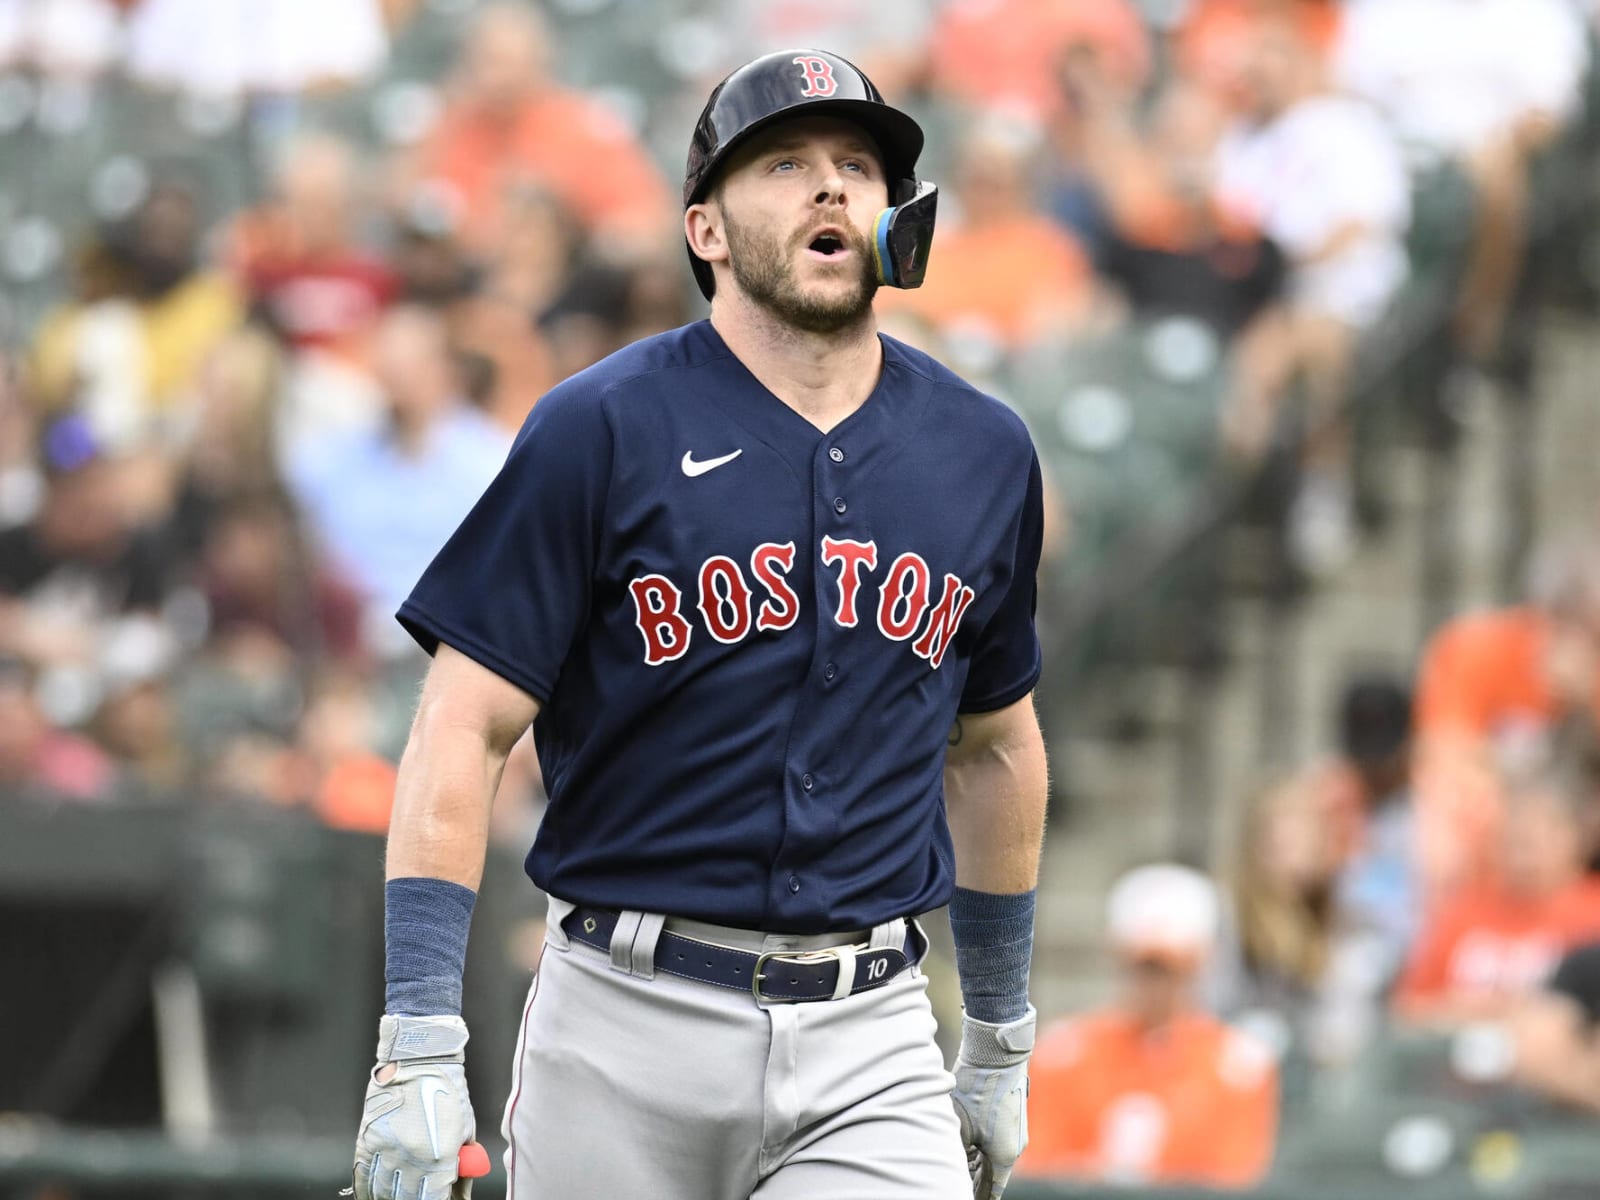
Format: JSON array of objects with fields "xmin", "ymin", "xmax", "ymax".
[{"xmin": 716, "ymin": 117, "xmax": 889, "ymax": 333}]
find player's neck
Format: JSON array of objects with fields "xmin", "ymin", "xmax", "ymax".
[{"xmin": 710, "ymin": 302, "xmax": 882, "ymax": 435}]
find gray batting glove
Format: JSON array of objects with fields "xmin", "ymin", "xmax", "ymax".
[
  {"xmin": 951, "ymin": 1004, "xmax": 1035, "ymax": 1200},
  {"xmin": 352, "ymin": 1015, "xmax": 476, "ymax": 1200}
]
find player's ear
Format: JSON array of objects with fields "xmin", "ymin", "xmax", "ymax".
[{"xmin": 685, "ymin": 201, "xmax": 729, "ymax": 268}]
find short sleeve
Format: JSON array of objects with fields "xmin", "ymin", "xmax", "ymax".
[
  {"xmin": 396, "ymin": 384, "xmax": 612, "ymax": 703},
  {"xmin": 959, "ymin": 447, "xmax": 1044, "ymax": 713}
]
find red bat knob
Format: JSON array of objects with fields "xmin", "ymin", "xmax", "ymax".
[{"xmin": 457, "ymin": 1142, "xmax": 491, "ymax": 1179}]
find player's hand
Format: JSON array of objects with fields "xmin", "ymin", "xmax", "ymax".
[
  {"xmin": 951, "ymin": 1005, "xmax": 1035, "ymax": 1200},
  {"xmin": 352, "ymin": 1014, "xmax": 477, "ymax": 1200}
]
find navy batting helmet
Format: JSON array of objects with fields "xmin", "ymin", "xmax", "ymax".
[{"xmin": 683, "ymin": 49, "xmax": 936, "ymax": 300}]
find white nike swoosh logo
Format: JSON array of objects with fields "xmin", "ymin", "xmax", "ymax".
[
  {"xmin": 681, "ymin": 449, "xmax": 742, "ymax": 477},
  {"xmin": 418, "ymin": 1079, "xmax": 447, "ymax": 1160}
]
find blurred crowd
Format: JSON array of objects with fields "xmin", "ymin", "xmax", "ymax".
[
  {"xmin": 4, "ymin": 0, "xmax": 1600, "ymax": 1191},
  {"xmin": 1019, "ymin": 537, "xmax": 1600, "ymax": 1187}
]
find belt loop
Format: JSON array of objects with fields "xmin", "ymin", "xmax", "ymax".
[
  {"xmin": 608, "ymin": 911, "xmax": 644, "ymax": 974},
  {"xmin": 630, "ymin": 912, "xmax": 665, "ymax": 979},
  {"xmin": 545, "ymin": 895, "xmax": 575, "ymax": 950},
  {"xmin": 830, "ymin": 945, "xmax": 857, "ymax": 1001},
  {"xmin": 868, "ymin": 917, "xmax": 905, "ymax": 952},
  {"xmin": 608, "ymin": 910, "xmax": 665, "ymax": 978}
]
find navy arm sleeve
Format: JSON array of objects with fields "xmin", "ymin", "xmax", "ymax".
[
  {"xmin": 397, "ymin": 384, "xmax": 612, "ymax": 704},
  {"xmin": 958, "ymin": 447, "xmax": 1044, "ymax": 714}
]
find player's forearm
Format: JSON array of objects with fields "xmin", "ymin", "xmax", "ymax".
[
  {"xmin": 386, "ymin": 721, "xmax": 507, "ymax": 889},
  {"xmin": 944, "ymin": 703, "xmax": 1049, "ymax": 892},
  {"xmin": 386, "ymin": 668, "xmax": 534, "ymax": 887}
]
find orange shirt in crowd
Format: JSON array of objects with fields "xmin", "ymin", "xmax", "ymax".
[
  {"xmin": 1411, "ymin": 608, "xmax": 1600, "ymax": 894},
  {"xmin": 1413, "ymin": 608, "xmax": 1600, "ymax": 738},
  {"xmin": 415, "ymin": 90, "xmax": 672, "ymax": 253},
  {"xmin": 877, "ymin": 216, "xmax": 1093, "ymax": 348},
  {"xmin": 1019, "ymin": 1010, "xmax": 1278, "ymax": 1188},
  {"xmin": 1178, "ymin": 0, "xmax": 1342, "ymax": 98},
  {"xmin": 314, "ymin": 753, "xmax": 398, "ymax": 834},
  {"xmin": 927, "ymin": 0, "xmax": 1150, "ymax": 120},
  {"xmin": 1396, "ymin": 878, "xmax": 1600, "ymax": 1019}
]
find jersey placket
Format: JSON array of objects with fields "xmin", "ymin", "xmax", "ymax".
[{"xmin": 766, "ymin": 434, "xmax": 859, "ymax": 926}]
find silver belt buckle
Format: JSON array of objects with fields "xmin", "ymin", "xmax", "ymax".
[{"xmin": 751, "ymin": 946, "xmax": 848, "ymax": 1003}]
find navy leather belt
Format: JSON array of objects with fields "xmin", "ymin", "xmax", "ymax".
[{"xmin": 562, "ymin": 906, "xmax": 921, "ymax": 1003}]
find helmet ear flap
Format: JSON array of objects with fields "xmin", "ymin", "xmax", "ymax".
[{"xmin": 872, "ymin": 182, "xmax": 938, "ymax": 290}]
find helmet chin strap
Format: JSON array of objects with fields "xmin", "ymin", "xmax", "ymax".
[{"xmin": 871, "ymin": 181, "xmax": 938, "ymax": 290}]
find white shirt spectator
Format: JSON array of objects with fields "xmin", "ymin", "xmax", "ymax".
[
  {"xmin": 1214, "ymin": 95, "xmax": 1411, "ymax": 329},
  {"xmin": 0, "ymin": 0, "xmax": 119, "ymax": 76},
  {"xmin": 1336, "ymin": 0, "xmax": 1589, "ymax": 161},
  {"xmin": 124, "ymin": 0, "xmax": 386, "ymax": 98}
]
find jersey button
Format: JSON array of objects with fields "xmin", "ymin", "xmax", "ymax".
[
  {"xmin": 823, "ymin": 662, "xmax": 837, "ymax": 682},
  {"xmin": 829, "ymin": 446, "xmax": 845, "ymax": 463},
  {"xmin": 788, "ymin": 874, "xmax": 801, "ymax": 893},
  {"xmin": 801, "ymin": 773, "xmax": 815, "ymax": 791},
  {"xmin": 833, "ymin": 497, "xmax": 847, "ymax": 514}
]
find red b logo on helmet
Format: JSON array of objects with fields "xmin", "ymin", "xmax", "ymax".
[{"xmin": 793, "ymin": 55, "xmax": 838, "ymax": 98}]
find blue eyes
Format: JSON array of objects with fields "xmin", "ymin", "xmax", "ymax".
[{"xmin": 772, "ymin": 159, "xmax": 868, "ymax": 174}]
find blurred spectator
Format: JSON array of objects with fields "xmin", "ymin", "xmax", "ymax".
[
  {"xmin": 288, "ymin": 304, "xmax": 508, "ymax": 658},
  {"xmin": 926, "ymin": 0, "xmax": 1150, "ymax": 125},
  {"xmin": 1335, "ymin": 0, "xmax": 1589, "ymax": 361},
  {"xmin": 1211, "ymin": 10, "xmax": 1409, "ymax": 575},
  {"xmin": 1509, "ymin": 938, "xmax": 1600, "ymax": 1114},
  {"xmin": 229, "ymin": 135, "xmax": 397, "ymax": 362},
  {"xmin": 1322, "ymin": 676, "xmax": 1420, "ymax": 934},
  {"xmin": 293, "ymin": 670, "xmax": 397, "ymax": 833},
  {"xmin": 0, "ymin": 415, "xmax": 183, "ymax": 728},
  {"xmin": 1411, "ymin": 533, "xmax": 1600, "ymax": 894},
  {"xmin": 173, "ymin": 325, "xmax": 290, "ymax": 552},
  {"xmin": 877, "ymin": 114, "xmax": 1095, "ymax": 352},
  {"xmin": 403, "ymin": 2, "xmax": 673, "ymax": 259},
  {"xmin": 391, "ymin": 193, "xmax": 478, "ymax": 309},
  {"xmin": 1396, "ymin": 747, "xmax": 1600, "ymax": 1025},
  {"xmin": 172, "ymin": 622, "xmax": 303, "ymax": 791},
  {"xmin": 448, "ymin": 184, "xmax": 576, "ymax": 430},
  {"xmin": 29, "ymin": 181, "xmax": 243, "ymax": 454},
  {"xmin": 124, "ymin": 0, "xmax": 388, "ymax": 99},
  {"xmin": 1073, "ymin": 76, "xmax": 1286, "ymax": 339},
  {"xmin": 536, "ymin": 260, "xmax": 645, "ymax": 387},
  {"xmin": 1208, "ymin": 772, "xmax": 1340, "ymax": 1048},
  {"xmin": 1176, "ymin": 0, "xmax": 1342, "ymax": 104},
  {"xmin": 89, "ymin": 675, "xmax": 184, "ymax": 797},
  {"xmin": 0, "ymin": 656, "xmax": 115, "ymax": 802},
  {"xmin": 1252, "ymin": 676, "xmax": 1425, "ymax": 1063},
  {"xmin": 714, "ymin": 0, "xmax": 931, "ymax": 101},
  {"xmin": 192, "ymin": 492, "xmax": 364, "ymax": 664},
  {"xmin": 1021, "ymin": 864, "xmax": 1278, "ymax": 1188}
]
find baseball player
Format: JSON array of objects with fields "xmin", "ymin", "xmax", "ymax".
[{"xmin": 351, "ymin": 48, "xmax": 1048, "ymax": 1200}]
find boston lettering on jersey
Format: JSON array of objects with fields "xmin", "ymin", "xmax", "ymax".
[
  {"xmin": 398, "ymin": 320, "xmax": 1044, "ymax": 933},
  {"xmin": 630, "ymin": 540, "xmax": 975, "ymax": 668}
]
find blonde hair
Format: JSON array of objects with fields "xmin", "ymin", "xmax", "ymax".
[{"xmin": 1228, "ymin": 772, "xmax": 1333, "ymax": 990}]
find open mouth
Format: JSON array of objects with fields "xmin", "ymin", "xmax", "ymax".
[{"xmin": 807, "ymin": 231, "xmax": 849, "ymax": 258}]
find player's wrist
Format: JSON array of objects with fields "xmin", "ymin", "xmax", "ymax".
[
  {"xmin": 375, "ymin": 1013, "xmax": 470, "ymax": 1063},
  {"xmin": 385, "ymin": 877, "xmax": 477, "ymax": 1016},
  {"xmin": 949, "ymin": 886, "xmax": 1036, "ymax": 1025},
  {"xmin": 958, "ymin": 1004, "xmax": 1036, "ymax": 1068}
]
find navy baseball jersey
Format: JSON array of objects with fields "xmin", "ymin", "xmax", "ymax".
[{"xmin": 398, "ymin": 320, "xmax": 1043, "ymax": 933}]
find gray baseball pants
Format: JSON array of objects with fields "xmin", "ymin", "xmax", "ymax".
[{"xmin": 498, "ymin": 895, "xmax": 971, "ymax": 1199}]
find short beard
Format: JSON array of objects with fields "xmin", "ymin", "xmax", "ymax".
[{"xmin": 724, "ymin": 210, "xmax": 878, "ymax": 334}]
